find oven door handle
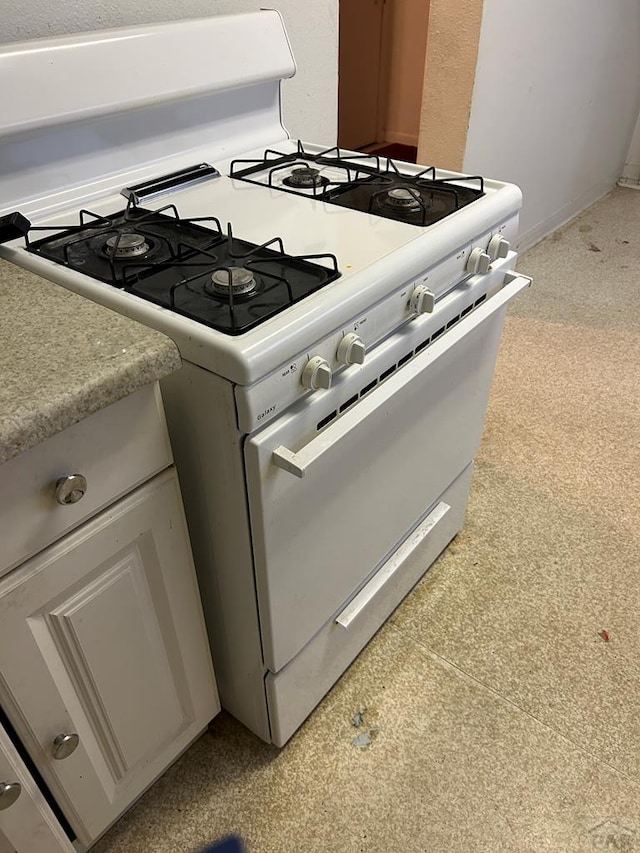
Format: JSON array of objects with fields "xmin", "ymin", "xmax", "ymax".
[{"xmin": 272, "ymin": 271, "xmax": 531, "ymax": 479}]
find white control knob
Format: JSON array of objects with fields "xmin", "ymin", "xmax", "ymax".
[
  {"xmin": 466, "ymin": 247, "xmax": 491, "ymax": 275},
  {"xmin": 301, "ymin": 356, "xmax": 332, "ymax": 391},
  {"xmin": 410, "ymin": 284, "xmax": 435, "ymax": 315},
  {"xmin": 337, "ymin": 333, "xmax": 366, "ymax": 366},
  {"xmin": 487, "ymin": 234, "xmax": 510, "ymax": 261}
]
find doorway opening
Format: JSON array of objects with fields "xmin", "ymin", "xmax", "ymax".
[{"xmin": 337, "ymin": 0, "xmax": 430, "ymax": 164}]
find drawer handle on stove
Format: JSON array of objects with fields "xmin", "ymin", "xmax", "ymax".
[
  {"xmin": 271, "ymin": 272, "xmax": 532, "ymax": 480},
  {"xmin": 336, "ymin": 501, "xmax": 451, "ymax": 629}
]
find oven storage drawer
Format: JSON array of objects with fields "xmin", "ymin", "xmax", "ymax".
[
  {"xmin": 265, "ymin": 464, "xmax": 472, "ymax": 746},
  {"xmin": 0, "ymin": 384, "xmax": 173, "ymax": 577},
  {"xmin": 244, "ymin": 274, "xmax": 529, "ymax": 674}
]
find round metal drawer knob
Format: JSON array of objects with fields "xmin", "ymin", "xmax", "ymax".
[
  {"xmin": 54, "ymin": 474, "xmax": 87, "ymax": 505},
  {"xmin": 0, "ymin": 781, "xmax": 22, "ymax": 810},
  {"xmin": 52, "ymin": 732, "xmax": 80, "ymax": 760}
]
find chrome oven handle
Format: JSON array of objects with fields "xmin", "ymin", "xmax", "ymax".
[{"xmin": 272, "ymin": 272, "xmax": 532, "ymax": 479}]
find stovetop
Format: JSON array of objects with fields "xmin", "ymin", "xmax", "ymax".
[
  {"xmin": 25, "ymin": 200, "xmax": 340, "ymax": 335},
  {"xmin": 3, "ymin": 139, "xmax": 522, "ymax": 382},
  {"xmin": 230, "ymin": 142, "xmax": 485, "ymax": 227},
  {"xmin": 16, "ymin": 142, "xmax": 500, "ymax": 339}
]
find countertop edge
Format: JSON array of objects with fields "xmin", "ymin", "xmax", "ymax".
[
  {"xmin": 0, "ymin": 342, "xmax": 182, "ymax": 465},
  {"xmin": 0, "ymin": 262, "xmax": 183, "ymax": 466}
]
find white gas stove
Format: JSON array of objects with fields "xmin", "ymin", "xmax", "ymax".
[{"xmin": 0, "ymin": 12, "xmax": 530, "ymax": 745}]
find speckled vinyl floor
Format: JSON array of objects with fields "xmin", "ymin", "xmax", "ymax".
[{"xmin": 93, "ymin": 187, "xmax": 640, "ymax": 853}]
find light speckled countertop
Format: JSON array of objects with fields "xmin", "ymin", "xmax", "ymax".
[{"xmin": 0, "ymin": 261, "xmax": 182, "ymax": 464}]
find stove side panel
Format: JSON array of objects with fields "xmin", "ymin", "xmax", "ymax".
[{"xmin": 159, "ymin": 363, "xmax": 270, "ymax": 742}]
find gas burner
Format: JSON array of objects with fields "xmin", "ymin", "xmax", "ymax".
[
  {"xmin": 283, "ymin": 166, "xmax": 329, "ymax": 189},
  {"xmin": 104, "ymin": 232, "xmax": 151, "ymax": 258},
  {"xmin": 25, "ymin": 203, "xmax": 222, "ymax": 287},
  {"xmin": 25, "ymin": 201, "xmax": 341, "ymax": 335},
  {"xmin": 383, "ymin": 187, "xmax": 424, "ymax": 210},
  {"xmin": 230, "ymin": 141, "xmax": 485, "ymax": 226},
  {"xmin": 207, "ymin": 266, "xmax": 260, "ymax": 298}
]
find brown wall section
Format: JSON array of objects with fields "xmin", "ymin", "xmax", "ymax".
[
  {"xmin": 382, "ymin": 0, "xmax": 430, "ymax": 147},
  {"xmin": 417, "ymin": 0, "xmax": 484, "ymax": 170}
]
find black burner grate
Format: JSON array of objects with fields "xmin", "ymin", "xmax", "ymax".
[
  {"xmin": 25, "ymin": 199, "xmax": 341, "ymax": 335},
  {"xmin": 230, "ymin": 141, "xmax": 484, "ymax": 226},
  {"xmin": 26, "ymin": 203, "xmax": 223, "ymax": 286}
]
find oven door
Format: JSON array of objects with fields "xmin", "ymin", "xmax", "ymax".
[{"xmin": 244, "ymin": 273, "xmax": 529, "ymax": 673}]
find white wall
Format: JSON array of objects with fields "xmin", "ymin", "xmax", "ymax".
[
  {"xmin": 0, "ymin": 1, "xmax": 338, "ymax": 145},
  {"xmin": 463, "ymin": 0, "xmax": 640, "ymax": 250},
  {"xmin": 621, "ymin": 111, "xmax": 640, "ymax": 185}
]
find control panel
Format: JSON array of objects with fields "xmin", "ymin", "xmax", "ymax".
[{"xmin": 235, "ymin": 218, "xmax": 518, "ymax": 430}]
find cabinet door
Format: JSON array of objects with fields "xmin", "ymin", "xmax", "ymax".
[
  {"xmin": 0, "ymin": 469, "xmax": 219, "ymax": 845},
  {"xmin": 0, "ymin": 723, "xmax": 74, "ymax": 853}
]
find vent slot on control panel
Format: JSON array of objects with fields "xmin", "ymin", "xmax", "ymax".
[
  {"xmin": 380, "ymin": 364, "xmax": 397, "ymax": 381},
  {"xmin": 317, "ymin": 410, "xmax": 337, "ymax": 430},
  {"xmin": 340, "ymin": 394, "xmax": 359, "ymax": 413},
  {"xmin": 315, "ymin": 293, "xmax": 483, "ymax": 432}
]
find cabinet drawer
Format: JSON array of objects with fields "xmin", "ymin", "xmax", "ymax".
[{"xmin": 0, "ymin": 383, "xmax": 172, "ymax": 576}]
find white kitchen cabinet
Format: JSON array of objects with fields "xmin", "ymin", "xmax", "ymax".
[
  {"xmin": 0, "ymin": 386, "xmax": 219, "ymax": 847},
  {"xmin": 0, "ymin": 722, "xmax": 74, "ymax": 853}
]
